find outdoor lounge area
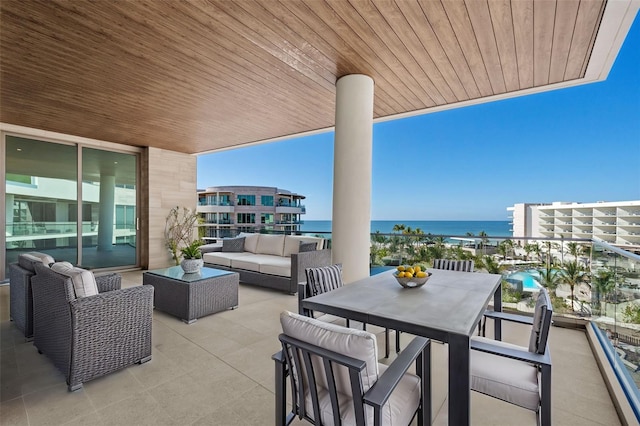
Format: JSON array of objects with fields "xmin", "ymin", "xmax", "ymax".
[{"xmin": 0, "ymin": 271, "xmax": 622, "ymax": 425}]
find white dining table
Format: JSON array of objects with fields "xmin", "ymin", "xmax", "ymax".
[{"xmin": 300, "ymin": 268, "xmax": 503, "ymax": 425}]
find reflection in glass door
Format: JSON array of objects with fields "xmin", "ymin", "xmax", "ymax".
[{"xmin": 81, "ymin": 148, "xmax": 137, "ymax": 269}]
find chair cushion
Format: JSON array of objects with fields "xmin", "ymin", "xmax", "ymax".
[
  {"xmin": 50, "ymin": 262, "xmax": 99, "ymax": 298},
  {"xmin": 306, "ymin": 264, "xmax": 343, "ymax": 296},
  {"xmin": 302, "ymin": 363, "xmax": 420, "ymax": 426},
  {"xmin": 471, "ymin": 336, "xmax": 540, "ymax": 411},
  {"xmin": 18, "ymin": 252, "xmax": 55, "ymax": 272},
  {"xmin": 280, "ymin": 311, "xmax": 379, "ymax": 392},
  {"xmin": 256, "ymin": 234, "xmax": 285, "ymax": 256},
  {"xmin": 239, "ymin": 233, "xmax": 260, "ymax": 253},
  {"xmin": 222, "ymin": 237, "xmax": 245, "ymax": 252}
]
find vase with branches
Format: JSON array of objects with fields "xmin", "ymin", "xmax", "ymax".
[{"xmin": 164, "ymin": 206, "xmax": 200, "ymax": 266}]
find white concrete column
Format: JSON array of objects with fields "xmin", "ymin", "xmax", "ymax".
[
  {"xmin": 332, "ymin": 74, "xmax": 374, "ymax": 283},
  {"xmin": 97, "ymin": 174, "xmax": 116, "ymax": 251}
]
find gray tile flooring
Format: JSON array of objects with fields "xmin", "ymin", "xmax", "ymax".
[{"xmin": 0, "ymin": 271, "xmax": 621, "ymax": 425}]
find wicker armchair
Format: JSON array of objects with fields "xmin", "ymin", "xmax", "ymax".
[
  {"xmin": 9, "ymin": 252, "xmax": 57, "ymax": 339},
  {"xmin": 9, "ymin": 256, "xmax": 122, "ymax": 340},
  {"xmin": 31, "ymin": 263, "xmax": 154, "ymax": 391}
]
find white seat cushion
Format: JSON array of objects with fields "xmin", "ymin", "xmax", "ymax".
[
  {"xmin": 230, "ymin": 255, "xmax": 266, "ymax": 272},
  {"xmin": 301, "ymin": 364, "xmax": 420, "ymax": 426},
  {"xmin": 50, "ymin": 262, "xmax": 99, "ymax": 298},
  {"xmin": 203, "ymin": 252, "xmax": 251, "ymax": 268},
  {"xmin": 255, "ymin": 234, "xmax": 285, "ymax": 256},
  {"xmin": 471, "ymin": 336, "xmax": 540, "ymax": 411},
  {"xmin": 258, "ymin": 256, "xmax": 291, "ymax": 277}
]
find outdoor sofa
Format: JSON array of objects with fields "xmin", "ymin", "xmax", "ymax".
[{"xmin": 202, "ymin": 233, "xmax": 331, "ymax": 294}]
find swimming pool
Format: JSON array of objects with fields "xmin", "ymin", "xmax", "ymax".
[{"xmin": 505, "ymin": 269, "xmax": 544, "ymax": 292}]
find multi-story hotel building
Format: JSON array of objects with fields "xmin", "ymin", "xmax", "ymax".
[
  {"xmin": 508, "ymin": 200, "xmax": 640, "ymax": 250},
  {"xmin": 197, "ymin": 186, "xmax": 305, "ymax": 239}
]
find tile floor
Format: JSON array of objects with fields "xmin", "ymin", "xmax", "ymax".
[{"xmin": 0, "ymin": 271, "xmax": 621, "ymax": 425}]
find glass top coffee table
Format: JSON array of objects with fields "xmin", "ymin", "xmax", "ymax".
[{"xmin": 143, "ymin": 266, "xmax": 239, "ymax": 323}]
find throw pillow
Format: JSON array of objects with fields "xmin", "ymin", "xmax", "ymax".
[
  {"xmin": 18, "ymin": 252, "xmax": 56, "ymax": 272},
  {"xmin": 299, "ymin": 241, "xmax": 317, "ymax": 253},
  {"xmin": 222, "ymin": 236, "xmax": 245, "ymax": 252},
  {"xmin": 50, "ymin": 262, "xmax": 99, "ymax": 298},
  {"xmin": 305, "ymin": 264, "xmax": 343, "ymax": 296}
]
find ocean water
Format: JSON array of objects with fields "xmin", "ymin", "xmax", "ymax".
[{"xmin": 301, "ymin": 220, "xmax": 511, "ymax": 237}]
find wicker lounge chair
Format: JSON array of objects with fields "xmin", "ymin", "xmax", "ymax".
[{"xmin": 31, "ymin": 262, "xmax": 154, "ymax": 391}]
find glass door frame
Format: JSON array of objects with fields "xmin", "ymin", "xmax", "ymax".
[{"xmin": 1, "ymin": 126, "xmax": 142, "ymax": 280}]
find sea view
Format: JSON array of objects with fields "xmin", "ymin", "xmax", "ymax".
[{"xmin": 301, "ymin": 220, "xmax": 512, "ymax": 237}]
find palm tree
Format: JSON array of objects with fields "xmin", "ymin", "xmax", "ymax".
[
  {"xmin": 566, "ymin": 242, "xmax": 579, "ymax": 259},
  {"xmin": 477, "ymin": 255, "xmax": 504, "ymax": 274},
  {"xmin": 497, "ymin": 241, "xmax": 508, "ymax": 260},
  {"xmin": 478, "ymin": 231, "xmax": 488, "ymax": 249},
  {"xmin": 560, "ymin": 260, "xmax": 587, "ymax": 312},
  {"xmin": 523, "ymin": 243, "xmax": 537, "ymax": 261},
  {"xmin": 392, "ymin": 224, "xmax": 406, "ymax": 233},
  {"xmin": 497, "ymin": 239, "xmax": 514, "ymax": 260},
  {"xmin": 538, "ymin": 265, "xmax": 561, "ymax": 292},
  {"xmin": 592, "ymin": 269, "xmax": 616, "ymax": 316}
]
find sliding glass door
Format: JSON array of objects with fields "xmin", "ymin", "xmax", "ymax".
[{"xmin": 3, "ymin": 135, "xmax": 139, "ymax": 278}]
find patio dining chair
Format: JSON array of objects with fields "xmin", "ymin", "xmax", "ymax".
[
  {"xmin": 432, "ymin": 258, "xmax": 475, "ymax": 272},
  {"xmin": 471, "ymin": 288, "xmax": 553, "ymax": 425},
  {"xmin": 299, "ymin": 264, "xmax": 393, "ymax": 358},
  {"xmin": 273, "ymin": 311, "xmax": 431, "ymax": 426}
]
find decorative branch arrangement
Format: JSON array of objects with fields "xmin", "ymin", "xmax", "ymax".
[{"xmin": 164, "ymin": 206, "xmax": 200, "ymax": 265}]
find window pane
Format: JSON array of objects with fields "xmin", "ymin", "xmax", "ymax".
[{"xmin": 82, "ymin": 147, "xmax": 137, "ymax": 269}]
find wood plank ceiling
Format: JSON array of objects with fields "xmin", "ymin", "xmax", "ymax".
[{"xmin": 0, "ymin": 0, "xmax": 606, "ymax": 154}]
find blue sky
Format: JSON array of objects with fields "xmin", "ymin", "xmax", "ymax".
[{"xmin": 198, "ymin": 15, "xmax": 640, "ymax": 221}]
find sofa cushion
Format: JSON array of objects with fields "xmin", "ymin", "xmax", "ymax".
[
  {"xmin": 259, "ymin": 256, "xmax": 291, "ymax": 277},
  {"xmin": 222, "ymin": 237, "xmax": 245, "ymax": 252},
  {"xmin": 283, "ymin": 236, "xmax": 323, "ymax": 257},
  {"xmin": 239, "ymin": 233, "xmax": 260, "ymax": 253},
  {"xmin": 18, "ymin": 252, "xmax": 55, "ymax": 272},
  {"xmin": 256, "ymin": 234, "xmax": 285, "ymax": 256},
  {"xmin": 299, "ymin": 241, "xmax": 317, "ymax": 253},
  {"xmin": 50, "ymin": 262, "xmax": 99, "ymax": 298},
  {"xmin": 203, "ymin": 252, "xmax": 252, "ymax": 268},
  {"xmin": 230, "ymin": 255, "xmax": 263, "ymax": 273}
]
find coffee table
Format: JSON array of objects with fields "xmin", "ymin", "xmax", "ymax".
[{"xmin": 143, "ymin": 266, "xmax": 239, "ymax": 323}]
